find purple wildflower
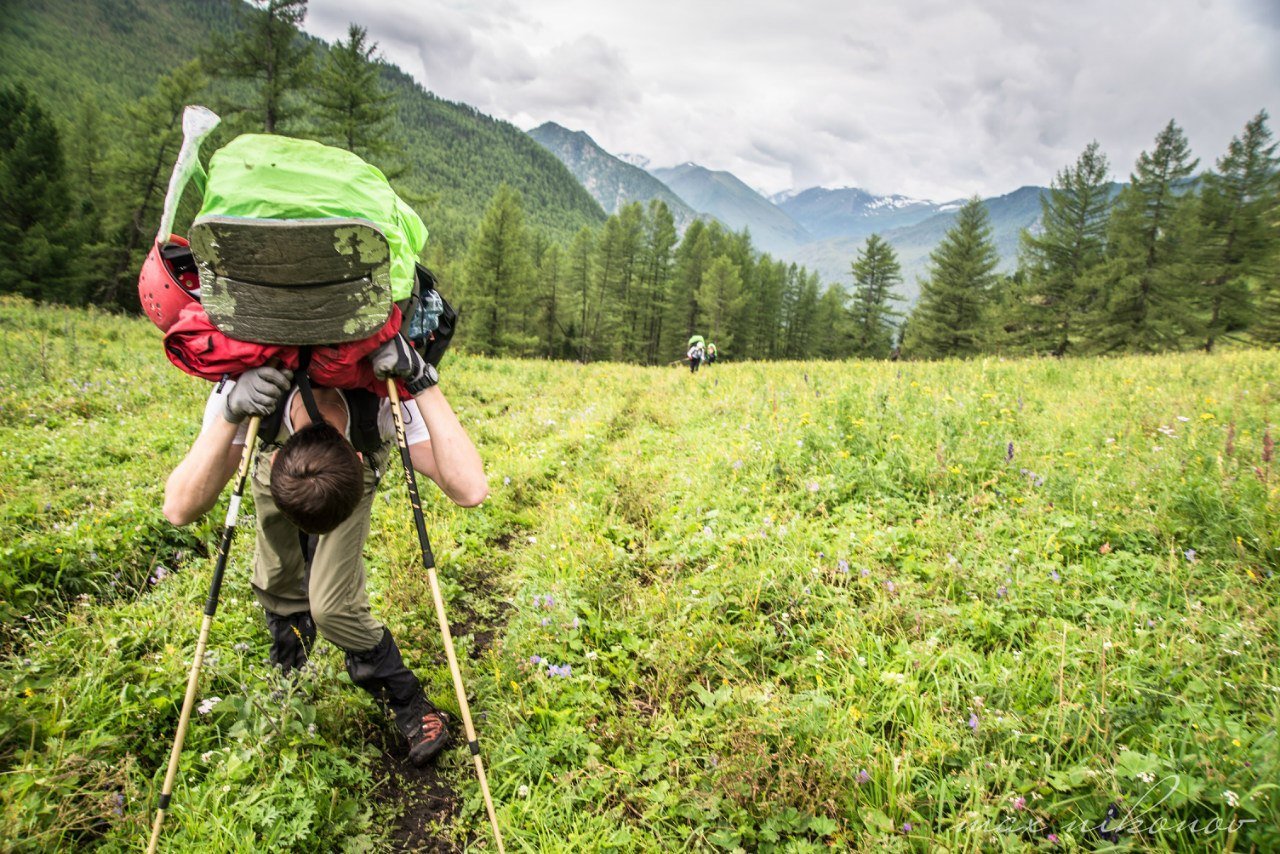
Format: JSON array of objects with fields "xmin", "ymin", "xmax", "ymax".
[
  {"xmin": 1047, "ymin": 833, "xmax": 1059, "ymax": 844},
  {"xmin": 543, "ymin": 595, "xmax": 555, "ymax": 609},
  {"xmin": 902, "ymin": 823, "xmax": 913, "ymax": 833},
  {"xmin": 533, "ymin": 595, "xmax": 542, "ymax": 608},
  {"xmin": 837, "ymin": 559, "xmax": 850, "ymax": 574},
  {"xmin": 807, "ymin": 481, "xmax": 820, "ymax": 493},
  {"xmin": 540, "ymin": 617, "xmax": 551, "ymax": 627},
  {"xmin": 1013, "ymin": 796, "xmax": 1026, "ymax": 811},
  {"xmin": 529, "ymin": 655, "xmax": 543, "ymax": 665},
  {"xmin": 547, "ymin": 663, "xmax": 572, "ymax": 678},
  {"xmin": 969, "ymin": 712, "xmax": 979, "ymax": 731},
  {"xmin": 1006, "ymin": 441, "xmax": 1015, "ymax": 462},
  {"xmin": 571, "ymin": 617, "xmax": 580, "ymax": 629},
  {"xmin": 1184, "ymin": 549, "xmax": 1196, "ymax": 562},
  {"xmin": 1050, "ymin": 570, "xmax": 1060, "ymax": 582},
  {"xmin": 885, "ymin": 580, "xmax": 896, "ymax": 594},
  {"xmin": 996, "ymin": 585, "xmax": 1007, "ymax": 599},
  {"xmin": 856, "ymin": 769, "xmax": 871, "ymax": 785},
  {"xmin": 113, "ymin": 792, "xmax": 125, "ymax": 817}
]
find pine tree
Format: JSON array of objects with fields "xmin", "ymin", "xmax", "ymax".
[
  {"xmin": 905, "ymin": 197, "xmax": 1000, "ymax": 358},
  {"xmin": 637, "ymin": 200, "xmax": 677, "ymax": 363},
  {"xmin": 566, "ymin": 226, "xmax": 595, "ymax": 361},
  {"xmin": 1017, "ymin": 141, "xmax": 1112, "ymax": 355},
  {"xmin": 783, "ymin": 268, "xmax": 821, "ymax": 358},
  {"xmin": 207, "ymin": 0, "xmax": 312, "ymax": 134},
  {"xmin": 534, "ymin": 243, "xmax": 566, "ymax": 358},
  {"xmin": 0, "ymin": 84, "xmax": 81, "ymax": 302},
  {"xmin": 101, "ymin": 61, "xmax": 208, "ymax": 309},
  {"xmin": 1198, "ymin": 111, "xmax": 1280, "ymax": 351},
  {"xmin": 697, "ymin": 255, "xmax": 745, "ymax": 351},
  {"xmin": 665, "ymin": 220, "xmax": 713, "ymax": 357},
  {"xmin": 1087, "ymin": 120, "xmax": 1200, "ymax": 353},
  {"xmin": 311, "ymin": 24, "xmax": 395, "ymax": 162},
  {"xmin": 848, "ymin": 233, "xmax": 905, "ymax": 358},
  {"xmin": 462, "ymin": 184, "xmax": 534, "ymax": 355}
]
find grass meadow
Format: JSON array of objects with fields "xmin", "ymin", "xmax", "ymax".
[{"xmin": 0, "ymin": 296, "xmax": 1276, "ymax": 851}]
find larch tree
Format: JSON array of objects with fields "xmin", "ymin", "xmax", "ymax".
[
  {"xmin": 1087, "ymin": 120, "xmax": 1201, "ymax": 353},
  {"xmin": 905, "ymin": 197, "xmax": 1000, "ymax": 359},
  {"xmin": 848, "ymin": 233, "xmax": 905, "ymax": 359},
  {"xmin": 207, "ymin": 0, "xmax": 312, "ymax": 134},
  {"xmin": 1017, "ymin": 141, "xmax": 1112, "ymax": 355},
  {"xmin": 311, "ymin": 24, "xmax": 395, "ymax": 162},
  {"xmin": 1197, "ymin": 110, "xmax": 1279, "ymax": 351}
]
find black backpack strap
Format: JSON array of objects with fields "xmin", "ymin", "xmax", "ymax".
[
  {"xmin": 343, "ymin": 387, "xmax": 386, "ymax": 455},
  {"xmin": 294, "ymin": 347, "xmax": 324, "ymax": 426}
]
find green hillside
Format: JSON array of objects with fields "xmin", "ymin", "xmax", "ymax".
[{"xmin": 0, "ymin": 0, "xmax": 605, "ymax": 251}]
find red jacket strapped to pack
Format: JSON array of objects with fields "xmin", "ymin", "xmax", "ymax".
[{"xmin": 163, "ymin": 302, "xmax": 412, "ymax": 399}]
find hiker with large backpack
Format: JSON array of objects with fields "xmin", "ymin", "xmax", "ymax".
[
  {"xmin": 137, "ymin": 111, "xmax": 510, "ymax": 845},
  {"xmin": 687, "ymin": 335, "xmax": 706, "ymax": 373},
  {"xmin": 705, "ymin": 342, "xmax": 718, "ymax": 365}
]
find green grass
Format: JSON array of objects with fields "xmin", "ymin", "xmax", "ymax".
[{"xmin": 1, "ymin": 298, "xmax": 1277, "ymax": 850}]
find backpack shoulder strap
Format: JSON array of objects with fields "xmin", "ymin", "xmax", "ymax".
[{"xmin": 342, "ymin": 387, "xmax": 385, "ymax": 454}]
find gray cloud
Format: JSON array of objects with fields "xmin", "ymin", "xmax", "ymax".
[{"xmin": 306, "ymin": 0, "xmax": 1280, "ymax": 201}]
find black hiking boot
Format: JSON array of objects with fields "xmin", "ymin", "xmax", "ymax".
[
  {"xmin": 264, "ymin": 609, "xmax": 316, "ymax": 674},
  {"xmin": 345, "ymin": 628, "xmax": 449, "ymax": 765}
]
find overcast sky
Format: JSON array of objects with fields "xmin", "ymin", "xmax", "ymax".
[{"xmin": 305, "ymin": 0, "xmax": 1280, "ymax": 202}]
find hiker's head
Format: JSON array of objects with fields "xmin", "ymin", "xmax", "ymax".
[{"xmin": 270, "ymin": 421, "xmax": 363, "ymax": 534}]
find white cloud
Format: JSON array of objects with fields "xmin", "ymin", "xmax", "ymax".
[{"xmin": 306, "ymin": 0, "xmax": 1280, "ymax": 200}]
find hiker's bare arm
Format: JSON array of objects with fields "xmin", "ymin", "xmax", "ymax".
[
  {"xmin": 164, "ymin": 418, "xmax": 244, "ymax": 525},
  {"xmin": 408, "ymin": 386, "xmax": 488, "ymax": 507}
]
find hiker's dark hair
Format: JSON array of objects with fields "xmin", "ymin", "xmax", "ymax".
[{"xmin": 270, "ymin": 421, "xmax": 363, "ymax": 534}]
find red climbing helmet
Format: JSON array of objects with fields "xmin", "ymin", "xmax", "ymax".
[{"xmin": 138, "ymin": 236, "xmax": 201, "ymax": 333}]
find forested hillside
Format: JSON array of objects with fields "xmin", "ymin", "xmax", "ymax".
[{"xmin": 0, "ymin": 0, "xmax": 604, "ymax": 303}]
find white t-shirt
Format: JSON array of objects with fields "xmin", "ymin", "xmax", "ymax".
[{"xmin": 201, "ymin": 381, "xmax": 430, "ymax": 447}]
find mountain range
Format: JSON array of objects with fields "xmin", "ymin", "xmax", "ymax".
[{"xmin": 527, "ymin": 122, "xmax": 1050, "ymax": 300}]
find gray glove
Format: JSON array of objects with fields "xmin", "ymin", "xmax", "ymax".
[
  {"xmin": 223, "ymin": 366, "xmax": 293, "ymax": 423},
  {"xmin": 371, "ymin": 333, "xmax": 437, "ymax": 394}
]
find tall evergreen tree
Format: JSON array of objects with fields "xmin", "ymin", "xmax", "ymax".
[
  {"xmin": 783, "ymin": 268, "xmax": 821, "ymax": 358},
  {"xmin": 811, "ymin": 284, "xmax": 850, "ymax": 359},
  {"xmin": 905, "ymin": 197, "xmax": 1000, "ymax": 358},
  {"xmin": 0, "ymin": 85, "xmax": 82, "ymax": 302},
  {"xmin": 665, "ymin": 219, "xmax": 713, "ymax": 357},
  {"xmin": 311, "ymin": 24, "xmax": 395, "ymax": 161},
  {"xmin": 534, "ymin": 243, "xmax": 566, "ymax": 358},
  {"xmin": 848, "ymin": 233, "xmax": 905, "ymax": 358},
  {"xmin": 697, "ymin": 255, "xmax": 745, "ymax": 351},
  {"xmin": 1017, "ymin": 141, "xmax": 1112, "ymax": 355},
  {"xmin": 102, "ymin": 61, "xmax": 208, "ymax": 308},
  {"xmin": 566, "ymin": 226, "xmax": 595, "ymax": 361},
  {"xmin": 1087, "ymin": 120, "xmax": 1200, "ymax": 353},
  {"xmin": 637, "ymin": 200, "xmax": 677, "ymax": 364},
  {"xmin": 1198, "ymin": 110, "xmax": 1279, "ymax": 351},
  {"xmin": 462, "ymin": 184, "xmax": 534, "ymax": 355},
  {"xmin": 207, "ymin": 0, "xmax": 312, "ymax": 133}
]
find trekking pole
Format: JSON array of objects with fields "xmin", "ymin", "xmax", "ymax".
[
  {"xmin": 385, "ymin": 379, "xmax": 506, "ymax": 854},
  {"xmin": 147, "ymin": 416, "xmax": 261, "ymax": 854}
]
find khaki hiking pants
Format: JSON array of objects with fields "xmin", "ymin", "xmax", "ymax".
[{"xmin": 249, "ymin": 444, "xmax": 392, "ymax": 654}]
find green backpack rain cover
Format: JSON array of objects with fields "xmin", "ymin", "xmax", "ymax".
[{"xmin": 197, "ymin": 134, "xmax": 426, "ymax": 301}]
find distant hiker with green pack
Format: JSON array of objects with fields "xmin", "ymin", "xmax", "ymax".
[
  {"xmin": 153, "ymin": 131, "xmax": 488, "ymax": 768},
  {"xmin": 687, "ymin": 335, "xmax": 705, "ymax": 373},
  {"xmin": 705, "ymin": 342, "xmax": 718, "ymax": 365}
]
